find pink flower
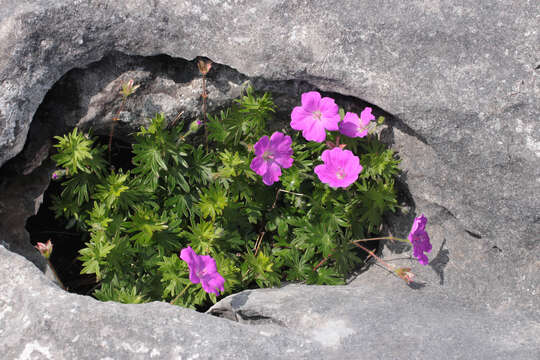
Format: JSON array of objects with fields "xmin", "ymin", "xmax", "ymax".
[
  {"xmin": 35, "ymin": 240, "xmax": 53, "ymax": 259},
  {"xmin": 179, "ymin": 246, "xmax": 225, "ymax": 295},
  {"xmin": 408, "ymin": 214, "xmax": 432, "ymax": 265},
  {"xmin": 250, "ymin": 132, "xmax": 294, "ymax": 186},
  {"xmin": 314, "ymin": 147, "xmax": 362, "ymax": 189},
  {"xmin": 290, "ymin": 91, "xmax": 340, "ymax": 142},
  {"xmin": 338, "ymin": 107, "xmax": 375, "ymax": 138}
]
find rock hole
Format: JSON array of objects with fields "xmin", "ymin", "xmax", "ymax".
[{"xmin": 8, "ymin": 51, "xmax": 397, "ymax": 305}]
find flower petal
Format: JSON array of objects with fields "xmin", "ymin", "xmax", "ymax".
[
  {"xmin": 201, "ymin": 272, "xmax": 225, "ymax": 295},
  {"xmin": 275, "ymin": 153, "xmax": 294, "ymax": 168},
  {"xmin": 199, "ymin": 255, "xmax": 218, "ymax": 274},
  {"xmin": 339, "ymin": 121, "xmax": 359, "ymax": 138},
  {"xmin": 319, "ymin": 96, "xmax": 338, "ymax": 116},
  {"xmin": 319, "ymin": 97, "xmax": 340, "ymax": 131},
  {"xmin": 302, "ymin": 120, "xmax": 327, "ymax": 142},
  {"xmin": 262, "ymin": 162, "xmax": 282, "ymax": 185},
  {"xmin": 301, "ymin": 91, "xmax": 321, "ymax": 112},
  {"xmin": 253, "ymin": 136, "xmax": 269, "ymax": 156},
  {"xmin": 179, "ymin": 246, "xmax": 197, "ymax": 266},
  {"xmin": 360, "ymin": 107, "xmax": 375, "ymax": 127},
  {"xmin": 180, "ymin": 247, "xmax": 202, "ymax": 284},
  {"xmin": 250, "ymin": 156, "xmax": 268, "ymax": 176},
  {"xmin": 290, "ymin": 107, "xmax": 313, "ymax": 130}
]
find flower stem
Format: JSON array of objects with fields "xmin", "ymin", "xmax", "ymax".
[
  {"xmin": 47, "ymin": 259, "xmax": 66, "ymax": 290},
  {"xmin": 201, "ymin": 71, "xmax": 208, "ymax": 152},
  {"xmin": 351, "ymin": 242, "xmax": 394, "ymax": 272},
  {"xmin": 313, "ymin": 251, "xmax": 333, "ymax": 271},
  {"xmin": 170, "ymin": 283, "xmax": 192, "ymax": 305},
  {"xmin": 352, "ymin": 236, "xmax": 408, "ymax": 244}
]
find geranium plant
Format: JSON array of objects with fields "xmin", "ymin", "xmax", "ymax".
[{"xmin": 49, "ymin": 78, "xmax": 430, "ymax": 310}]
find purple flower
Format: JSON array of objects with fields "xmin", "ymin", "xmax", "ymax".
[
  {"xmin": 250, "ymin": 132, "xmax": 294, "ymax": 186},
  {"xmin": 290, "ymin": 91, "xmax": 340, "ymax": 142},
  {"xmin": 408, "ymin": 214, "xmax": 432, "ymax": 265},
  {"xmin": 338, "ymin": 107, "xmax": 375, "ymax": 138},
  {"xmin": 179, "ymin": 246, "xmax": 225, "ymax": 295},
  {"xmin": 314, "ymin": 147, "xmax": 362, "ymax": 189}
]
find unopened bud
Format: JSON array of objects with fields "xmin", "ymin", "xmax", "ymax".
[
  {"xmin": 197, "ymin": 59, "xmax": 212, "ymax": 75},
  {"xmin": 395, "ymin": 267, "xmax": 414, "ymax": 284},
  {"xmin": 35, "ymin": 239, "xmax": 53, "ymax": 259},
  {"xmin": 119, "ymin": 79, "xmax": 140, "ymax": 98},
  {"xmin": 189, "ymin": 119, "xmax": 202, "ymax": 133},
  {"xmin": 52, "ymin": 169, "xmax": 66, "ymax": 180}
]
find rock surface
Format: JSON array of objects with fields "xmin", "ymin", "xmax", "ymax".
[
  {"xmin": 37, "ymin": 52, "xmax": 251, "ymax": 140},
  {"xmin": 0, "ymin": 246, "xmax": 323, "ymax": 360},
  {"xmin": 210, "ymin": 273, "xmax": 540, "ymax": 359},
  {"xmin": 0, "ymin": 0, "xmax": 539, "ymax": 358}
]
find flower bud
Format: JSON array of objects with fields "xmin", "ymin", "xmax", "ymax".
[
  {"xmin": 197, "ymin": 59, "xmax": 212, "ymax": 75},
  {"xmin": 395, "ymin": 267, "xmax": 414, "ymax": 284},
  {"xmin": 189, "ymin": 119, "xmax": 202, "ymax": 133},
  {"xmin": 51, "ymin": 169, "xmax": 66, "ymax": 180},
  {"xmin": 35, "ymin": 239, "xmax": 53, "ymax": 259},
  {"xmin": 119, "ymin": 79, "xmax": 140, "ymax": 98}
]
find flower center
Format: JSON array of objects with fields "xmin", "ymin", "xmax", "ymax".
[
  {"xmin": 263, "ymin": 150, "xmax": 274, "ymax": 161},
  {"xmin": 313, "ymin": 110, "xmax": 323, "ymax": 121},
  {"xmin": 196, "ymin": 268, "xmax": 208, "ymax": 278},
  {"xmin": 336, "ymin": 168, "xmax": 346, "ymax": 179}
]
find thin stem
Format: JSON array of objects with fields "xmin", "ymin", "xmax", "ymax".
[
  {"xmin": 313, "ymin": 252, "xmax": 333, "ymax": 271},
  {"xmin": 202, "ymin": 73, "xmax": 208, "ymax": 152},
  {"xmin": 108, "ymin": 96, "xmax": 127, "ymax": 163},
  {"xmin": 277, "ymin": 189, "xmax": 307, "ymax": 197},
  {"xmin": 170, "ymin": 283, "xmax": 192, "ymax": 305},
  {"xmin": 253, "ymin": 231, "xmax": 266, "ymax": 256},
  {"xmin": 47, "ymin": 259, "xmax": 66, "ymax": 290},
  {"xmin": 352, "ymin": 236, "xmax": 408, "ymax": 244},
  {"xmin": 352, "ymin": 242, "xmax": 394, "ymax": 271}
]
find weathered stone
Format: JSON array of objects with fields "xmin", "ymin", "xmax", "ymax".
[
  {"xmin": 0, "ymin": 0, "xmax": 538, "ymax": 358},
  {"xmin": 210, "ymin": 278, "xmax": 540, "ymax": 359},
  {"xmin": 0, "ymin": 246, "xmax": 324, "ymax": 360},
  {"xmin": 39, "ymin": 52, "xmax": 250, "ymax": 140}
]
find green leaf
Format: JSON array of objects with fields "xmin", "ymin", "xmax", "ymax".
[
  {"xmin": 94, "ymin": 275, "xmax": 148, "ymax": 304},
  {"xmin": 125, "ymin": 207, "xmax": 168, "ymax": 247},
  {"xmin": 52, "ymin": 128, "xmax": 95, "ymax": 174},
  {"xmin": 182, "ymin": 221, "xmax": 223, "ymax": 255},
  {"xmin": 196, "ymin": 185, "xmax": 228, "ymax": 221}
]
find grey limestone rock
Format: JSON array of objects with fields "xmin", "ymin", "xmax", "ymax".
[
  {"xmin": 38, "ymin": 52, "xmax": 251, "ymax": 140},
  {"xmin": 0, "ymin": 246, "xmax": 324, "ymax": 360},
  {"xmin": 0, "ymin": 0, "xmax": 539, "ymax": 358},
  {"xmin": 209, "ymin": 277, "xmax": 540, "ymax": 359}
]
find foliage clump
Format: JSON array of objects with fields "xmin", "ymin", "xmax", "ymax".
[{"xmin": 51, "ymin": 86, "xmax": 400, "ymax": 308}]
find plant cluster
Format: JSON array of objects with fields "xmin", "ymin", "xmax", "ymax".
[{"xmin": 50, "ymin": 85, "xmax": 403, "ymax": 309}]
